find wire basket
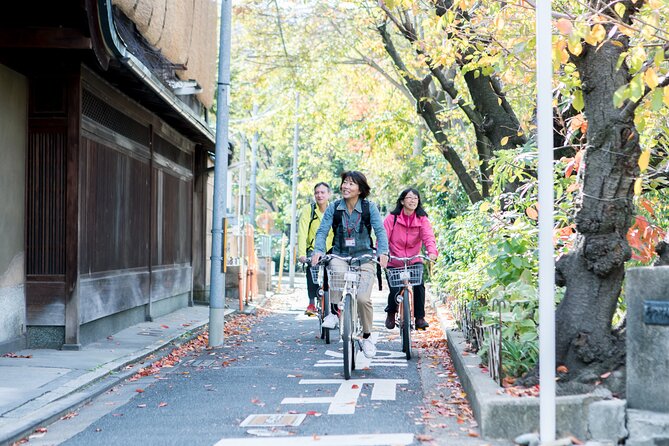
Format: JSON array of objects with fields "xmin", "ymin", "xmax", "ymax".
[
  {"xmin": 309, "ymin": 266, "xmax": 323, "ymax": 284},
  {"xmin": 387, "ymin": 263, "xmax": 424, "ymax": 287},
  {"xmin": 327, "ymin": 268, "xmax": 360, "ymax": 291}
]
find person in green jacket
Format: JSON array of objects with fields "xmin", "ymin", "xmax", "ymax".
[{"xmin": 297, "ymin": 182, "xmax": 334, "ymax": 315}]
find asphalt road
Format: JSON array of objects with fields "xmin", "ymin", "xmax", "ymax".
[{"xmin": 25, "ymin": 286, "xmax": 510, "ymax": 446}]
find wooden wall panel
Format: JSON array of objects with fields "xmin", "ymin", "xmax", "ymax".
[
  {"xmin": 80, "ymin": 137, "xmax": 150, "ymax": 273},
  {"xmin": 26, "ymin": 128, "xmax": 67, "ymax": 276}
]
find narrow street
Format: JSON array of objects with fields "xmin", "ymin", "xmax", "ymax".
[{"xmin": 21, "ymin": 279, "xmax": 509, "ymax": 446}]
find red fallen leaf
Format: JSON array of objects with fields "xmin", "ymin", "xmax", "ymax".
[
  {"xmin": 160, "ymin": 324, "xmax": 169, "ymax": 329},
  {"xmin": 351, "ymin": 384, "xmax": 360, "ymax": 389},
  {"xmin": 600, "ymin": 371, "xmax": 611, "ymax": 379},
  {"xmin": 135, "ymin": 388, "xmax": 144, "ymax": 393},
  {"xmin": 416, "ymin": 434, "xmax": 434, "ymax": 441},
  {"xmin": 456, "ymin": 416, "xmax": 465, "ymax": 424},
  {"xmin": 468, "ymin": 430, "xmax": 480, "ymax": 437},
  {"xmin": 34, "ymin": 428, "xmax": 48, "ymax": 433},
  {"xmin": 557, "ymin": 365, "xmax": 569, "ymax": 373},
  {"xmin": 181, "ymin": 323, "xmax": 191, "ymax": 327},
  {"xmin": 306, "ymin": 410, "xmax": 321, "ymax": 416},
  {"xmin": 60, "ymin": 412, "xmax": 78, "ymax": 420},
  {"xmin": 158, "ymin": 402, "xmax": 168, "ymax": 407}
]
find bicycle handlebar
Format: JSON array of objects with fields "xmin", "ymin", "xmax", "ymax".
[
  {"xmin": 319, "ymin": 253, "xmax": 381, "ymax": 266},
  {"xmin": 389, "ymin": 254, "xmax": 432, "ymax": 264}
]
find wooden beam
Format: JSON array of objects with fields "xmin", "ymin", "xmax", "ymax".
[{"xmin": 0, "ymin": 28, "xmax": 91, "ymax": 49}]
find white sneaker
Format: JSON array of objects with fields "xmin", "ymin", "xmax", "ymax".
[
  {"xmin": 322, "ymin": 313, "xmax": 339, "ymax": 329},
  {"xmin": 361, "ymin": 338, "xmax": 377, "ymax": 358}
]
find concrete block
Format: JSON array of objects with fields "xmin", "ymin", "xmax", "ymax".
[
  {"xmin": 588, "ymin": 399, "xmax": 627, "ymax": 442},
  {"xmin": 446, "ymin": 329, "xmax": 594, "ymax": 439},
  {"xmin": 626, "ymin": 267, "xmax": 669, "ymax": 413},
  {"xmin": 627, "ymin": 409, "xmax": 669, "ymax": 446}
]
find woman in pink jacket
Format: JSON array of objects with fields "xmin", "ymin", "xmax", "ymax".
[{"xmin": 384, "ymin": 188, "xmax": 438, "ymax": 330}]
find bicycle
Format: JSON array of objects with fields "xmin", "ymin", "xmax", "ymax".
[
  {"xmin": 324, "ymin": 253, "xmax": 377, "ymax": 380},
  {"xmin": 386, "ymin": 254, "xmax": 430, "ymax": 360},
  {"xmin": 308, "ymin": 259, "xmax": 332, "ymax": 344}
]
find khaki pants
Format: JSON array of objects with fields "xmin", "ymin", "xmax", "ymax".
[{"xmin": 327, "ymin": 258, "xmax": 376, "ymax": 334}]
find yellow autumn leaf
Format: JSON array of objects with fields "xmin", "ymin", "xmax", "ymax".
[
  {"xmin": 567, "ymin": 40, "xmax": 583, "ymax": 56},
  {"xmin": 638, "ymin": 150, "xmax": 651, "ymax": 172},
  {"xmin": 591, "ymin": 24, "xmax": 606, "ymax": 44},
  {"xmin": 634, "ymin": 178, "xmax": 642, "ymax": 196},
  {"xmin": 501, "ymin": 136, "xmax": 509, "ymax": 146},
  {"xmin": 644, "ymin": 68, "xmax": 659, "ymax": 90},
  {"xmin": 618, "ymin": 25, "xmax": 635, "ymax": 38},
  {"xmin": 614, "ymin": 2, "xmax": 626, "ymax": 18}
]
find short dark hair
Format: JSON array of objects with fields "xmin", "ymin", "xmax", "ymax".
[
  {"xmin": 313, "ymin": 182, "xmax": 331, "ymax": 191},
  {"xmin": 340, "ymin": 171, "xmax": 371, "ymax": 200},
  {"xmin": 390, "ymin": 188, "xmax": 428, "ymax": 217}
]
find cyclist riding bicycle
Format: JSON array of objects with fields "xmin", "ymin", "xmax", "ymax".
[
  {"xmin": 384, "ymin": 188, "xmax": 438, "ymax": 330},
  {"xmin": 311, "ymin": 171, "xmax": 389, "ymax": 359},
  {"xmin": 297, "ymin": 182, "xmax": 334, "ymax": 315}
]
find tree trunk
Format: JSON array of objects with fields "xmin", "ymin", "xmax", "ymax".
[{"xmin": 555, "ymin": 36, "xmax": 639, "ymax": 373}]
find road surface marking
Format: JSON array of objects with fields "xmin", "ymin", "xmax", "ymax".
[
  {"xmin": 281, "ymin": 379, "xmax": 408, "ymax": 415},
  {"xmin": 239, "ymin": 413, "xmax": 306, "ymax": 427},
  {"xmin": 214, "ymin": 433, "xmax": 415, "ymax": 445}
]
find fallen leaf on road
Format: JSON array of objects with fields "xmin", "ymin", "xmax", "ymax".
[
  {"xmin": 416, "ymin": 434, "xmax": 434, "ymax": 442},
  {"xmin": 160, "ymin": 325, "xmax": 169, "ymax": 329},
  {"xmin": 135, "ymin": 388, "xmax": 144, "ymax": 393},
  {"xmin": 159, "ymin": 402, "xmax": 168, "ymax": 407}
]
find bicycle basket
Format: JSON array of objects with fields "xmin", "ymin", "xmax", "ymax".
[
  {"xmin": 387, "ymin": 263, "xmax": 424, "ymax": 287},
  {"xmin": 327, "ymin": 268, "xmax": 360, "ymax": 291},
  {"xmin": 309, "ymin": 266, "xmax": 322, "ymax": 284}
]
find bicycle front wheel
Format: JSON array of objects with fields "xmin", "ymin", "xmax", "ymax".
[
  {"xmin": 322, "ymin": 292, "xmax": 330, "ymax": 344},
  {"xmin": 342, "ymin": 294, "xmax": 353, "ymax": 380},
  {"xmin": 402, "ymin": 289, "xmax": 412, "ymax": 360}
]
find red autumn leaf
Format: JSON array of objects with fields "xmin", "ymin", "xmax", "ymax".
[
  {"xmin": 34, "ymin": 428, "xmax": 48, "ymax": 433},
  {"xmin": 158, "ymin": 402, "xmax": 168, "ymax": 407},
  {"xmin": 306, "ymin": 410, "xmax": 321, "ymax": 416},
  {"xmin": 351, "ymin": 384, "xmax": 360, "ymax": 389},
  {"xmin": 468, "ymin": 430, "xmax": 480, "ymax": 437},
  {"xmin": 416, "ymin": 434, "xmax": 434, "ymax": 442},
  {"xmin": 160, "ymin": 324, "xmax": 169, "ymax": 329},
  {"xmin": 556, "ymin": 365, "xmax": 568, "ymax": 373},
  {"xmin": 600, "ymin": 371, "xmax": 611, "ymax": 379},
  {"xmin": 135, "ymin": 388, "xmax": 144, "ymax": 393}
]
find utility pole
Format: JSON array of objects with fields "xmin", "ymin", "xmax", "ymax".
[
  {"xmin": 288, "ymin": 92, "xmax": 300, "ymax": 288},
  {"xmin": 536, "ymin": 0, "xmax": 556, "ymax": 441},
  {"xmin": 209, "ymin": 0, "xmax": 232, "ymax": 348},
  {"xmin": 249, "ymin": 103, "xmax": 259, "ymax": 227}
]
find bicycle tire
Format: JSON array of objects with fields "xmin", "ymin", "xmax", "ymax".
[
  {"xmin": 402, "ymin": 289, "xmax": 412, "ymax": 360},
  {"xmin": 322, "ymin": 292, "xmax": 330, "ymax": 344},
  {"xmin": 342, "ymin": 294, "xmax": 353, "ymax": 380}
]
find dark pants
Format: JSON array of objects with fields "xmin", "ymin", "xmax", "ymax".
[
  {"xmin": 306, "ymin": 265, "xmax": 319, "ymax": 303},
  {"xmin": 386, "ymin": 283, "xmax": 426, "ymax": 319}
]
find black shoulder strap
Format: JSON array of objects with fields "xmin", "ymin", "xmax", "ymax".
[
  {"xmin": 332, "ymin": 199, "xmax": 343, "ymax": 233},
  {"xmin": 306, "ymin": 203, "xmax": 318, "ymax": 251}
]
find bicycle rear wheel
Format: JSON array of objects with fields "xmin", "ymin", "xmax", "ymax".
[
  {"xmin": 401, "ymin": 289, "xmax": 412, "ymax": 360},
  {"xmin": 342, "ymin": 294, "xmax": 353, "ymax": 380}
]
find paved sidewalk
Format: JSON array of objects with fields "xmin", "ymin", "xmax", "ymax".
[{"xmin": 0, "ymin": 302, "xmax": 231, "ymax": 446}]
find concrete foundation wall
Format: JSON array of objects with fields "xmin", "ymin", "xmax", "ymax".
[{"xmin": 0, "ymin": 63, "xmax": 27, "ymax": 350}]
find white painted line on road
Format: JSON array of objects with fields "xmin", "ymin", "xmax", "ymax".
[
  {"xmin": 282, "ymin": 379, "xmax": 408, "ymax": 415},
  {"xmin": 214, "ymin": 433, "xmax": 415, "ymax": 446},
  {"xmin": 280, "ymin": 397, "xmax": 334, "ymax": 404}
]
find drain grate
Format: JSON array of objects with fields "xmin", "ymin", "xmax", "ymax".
[
  {"xmin": 137, "ymin": 329, "xmax": 164, "ymax": 337},
  {"xmin": 187, "ymin": 359, "xmax": 217, "ymax": 368},
  {"xmin": 240, "ymin": 414, "xmax": 306, "ymax": 427}
]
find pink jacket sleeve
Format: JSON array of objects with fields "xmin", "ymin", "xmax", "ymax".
[{"xmin": 421, "ymin": 217, "xmax": 438, "ymax": 258}]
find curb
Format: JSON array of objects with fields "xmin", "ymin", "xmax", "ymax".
[
  {"xmin": 0, "ymin": 304, "xmax": 256, "ymax": 446},
  {"xmin": 430, "ymin": 299, "xmax": 596, "ymax": 440}
]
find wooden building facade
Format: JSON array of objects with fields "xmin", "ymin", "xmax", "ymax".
[{"xmin": 0, "ymin": 0, "xmax": 217, "ymax": 350}]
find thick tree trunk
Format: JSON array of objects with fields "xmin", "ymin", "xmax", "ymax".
[{"xmin": 555, "ymin": 36, "xmax": 639, "ymax": 373}]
